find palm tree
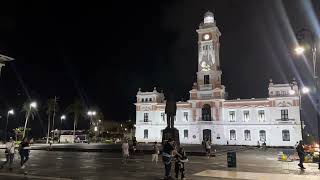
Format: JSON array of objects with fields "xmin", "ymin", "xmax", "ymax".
[
  {"xmin": 66, "ymin": 98, "xmax": 86, "ymax": 141},
  {"xmin": 13, "ymin": 127, "xmax": 30, "ymax": 141},
  {"xmin": 21, "ymin": 101, "xmax": 37, "ymax": 138},
  {"xmin": 46, "ymin": 98, "xmax": 59, "ymax": 144}
]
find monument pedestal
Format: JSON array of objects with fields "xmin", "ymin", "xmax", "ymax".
[{"xmin": 162, "ymin": 127, "xmax": 180, "ymax": 146}]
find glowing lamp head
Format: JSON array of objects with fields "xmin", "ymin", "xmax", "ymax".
[
  {"xmin": 61, "ymin": 115, "xmax": 66, "ymax": 120},
  {"xmin": 295, "ymin": 46, "xmax": 305, "ymax": 55},
  {"xmin": 8, "ymin": 109, "xmax": 14, "ymax": 115},
  {"xmin": 302, "ymin": 87, "xmax": 310, "ymax": 94},
  {"xmin": 30, "ymin": 102, "xmax": 37, "ymax": 108},
  {"xmin": 289, "ymin": 89, "xmax": 295, "ymax": 95},
  {"xmin": 94, "ymin": 126, "xmax": 98, "ymax": 132}
]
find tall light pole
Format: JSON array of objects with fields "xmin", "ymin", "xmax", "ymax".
[
  {"xmin": 4, "ymin": 109, "xmax": 14, "ymax": 141},
  {"xmin": 59, "ymin": 115, "xmax": 66, "ymax": 143},
  {"xmin": 87, "ymin": 111, "xmax": 96, "ymax": 141},
  {"xmin": 23, "ymin": 102, "xmax": 37, "ymax": 138},
  {"xmin": 289, "ymin": 87, "xmax": 310, "ymax": 142},
  {"xmin": 295, "ymin": 28, "xmax": 319, "ymax": 169}
]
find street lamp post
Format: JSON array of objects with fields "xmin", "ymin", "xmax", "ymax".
[
  {"xmin": 23, "ymin": 102, "xmax": 37, "ymax": 138},
  {"xmin": 295, "ymin": 28, "xmax": 319, "ymax": 169},
  {"xmin": 4, "ymin": 109, "xmax": 14, "ymax": 141},
  {"xmin": 87, "ymin": 111, "xmax": 96, "ymax": 141},
  {"xmin": 59, "ymin": 115, "xmax": 66, "ymax": 143}
]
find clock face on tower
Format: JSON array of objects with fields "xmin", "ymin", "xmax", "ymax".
[{"xmin": 203, "ymin": 34, "xmax": 210, "ymax": 40}]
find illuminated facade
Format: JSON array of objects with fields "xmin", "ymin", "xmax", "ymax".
[{"xmin": 134, "ymin": 12, "xmax": 302, "ymax": 146}]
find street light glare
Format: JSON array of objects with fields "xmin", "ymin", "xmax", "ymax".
[
  {"xmin": 289, "ymin": 89, "xmax": 295, "ymax": 95},
  {"xmin": 295, "ymin": 46, "xmax": 305, "ymax": 55},
  {"xmin": 8, "ymin": 109, "xmax": 14, "ymax": 115},
  {"xmin": 302, "ymin": 87, "xmax": 310, "ymax": 94},
  {"xmin": 94, "ymin": 126, "xmax": 98, "ymax": 132},
  {"xmin": 30, "ymin": 102, "xmax": 37, "ymax": 108},
  {"xmin": 61, "ymin": 115, "xmax": 66, "ymax": 120}
]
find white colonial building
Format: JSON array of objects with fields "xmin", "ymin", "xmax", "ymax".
[{"xmin": 134, "ymin": 12, "xmax": 302, "ymax": 147}]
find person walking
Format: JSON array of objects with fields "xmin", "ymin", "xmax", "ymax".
[
  {"xmin": 0, "ymin": 137, "xmax": 15, "ymax": 171},
  {"xmin": 205, "ymin": 138, "xmax": 211, "ymax": 158},
  {"xmin": 19, "ymin": 137, "xmax": 30, "ymax": 170},
  {"xmin": 122, "ymin": 139, "xmax": 129, "ymax": 164},
  {"xmin": 175, "ymin": 146, "xmax": 188, "ymax": 180},
  {"xmin": 296, "ymin": 140, "xmax": 305, "ymax": 169},
  {"xmin": 132, "ymin": 137, "xmax": 137, "ymax": 154},
  {"xmin": 152, "ymin": 141, "xmax": 159, "ymax": 164}
]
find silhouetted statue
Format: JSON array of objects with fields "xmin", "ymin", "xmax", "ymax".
[{"xmin": 165, "ymin": 93, "xmax": 177, "ymax": 128}]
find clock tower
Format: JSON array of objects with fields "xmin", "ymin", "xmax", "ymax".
[{"xmin": 191, "ymin": 11, "xmax": 225, "ymax": 99}]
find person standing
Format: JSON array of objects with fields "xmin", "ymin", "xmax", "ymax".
[
  {"xmin": 296, "ymin": 140, "xmax": 305, "ymax": 169},
  {"xmin": 122, "ymin": 139, "xmax": 129, "ymax": 164},
  {"xmin": 132, "ymin": 137, "xmax": 137, "ymax": 154},
  {"xmin": 19, "ymin": 137, "xmax": 30, "ymax": 169},
  {"xmin": 152, "ymin": 141, "xmax": 159, "ymax": 164},
  {"xmin": 205, "ymin": 138, "xmax": 211, "ymax": 158},
  {"xmin": 175, "ymin": 146, "xmax": 188, "ymax": 180},
  {"xmin": 0, "ymin": 137, "xmax": 15, "ymax": 171},
  {"xmin": 162, "ymin": 138, "xmax": 181, "ymax": 180}
]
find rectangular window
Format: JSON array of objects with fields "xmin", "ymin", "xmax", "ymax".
[
  {"xmin": 161, "ymin": 113, "xmax": 165, "ymax": 122},
  {"xmin": 259, "ymin": 130, "xmax": 266, "ymax": 141},
  {"xmin": 281, "ymin": 109, "xmax": 288, "ymax": 120},
  {"xmin": 244, "ymin": 130, "xmax": 251, "ymax": 141},
  {"xmin": 229, "ymin": 111, "xmax": 235, "ymax": 122},
  {"xmin": 258, "ymin": 110, "xmax": 265, "ymax": 122},
  {"xmin": 282, "ymin": 130, "xmax": 290, "ymax": 141},
  {"xmin": 204, "ymin": 75, "xmax": 210, "ymax": 84},
  {"xmin": 184, "ymin": 130, "xmax": 188, "ymax": 139},
  {"xmin": 243, "ymin": 110, "xmax": 250, "ymax": 122},
  {"xmin": 184, "ymin": 112, "xmax": 188, "ymax": 121},
  {"xmin": 144, "ymin": 113, "xmax": 149, "ymax": 122},
  {"xmin": 230, "ymin": 130, "xmax": 236, "ymax": 140},
  {"xmin": 144, "ymin": 129, "xmax": 148, "ymax": 139}
]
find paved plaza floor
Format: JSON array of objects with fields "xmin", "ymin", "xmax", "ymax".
[{"xmin": 0, "ymin": 148, "xmax": 318, "ymax": 179}]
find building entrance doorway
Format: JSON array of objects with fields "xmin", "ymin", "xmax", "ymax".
[{"xmin": 203, "ymin": 129, "xmax": 212, "ymax": 142}]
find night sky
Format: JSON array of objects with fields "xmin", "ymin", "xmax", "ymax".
[{"xmin": 0, "ymin": 0, "xmax": 319, "ymax": 137}]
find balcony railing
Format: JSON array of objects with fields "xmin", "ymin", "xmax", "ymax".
[{"xmin": 199, "ymin": 84, "xmax": 212, "ymax": 90}]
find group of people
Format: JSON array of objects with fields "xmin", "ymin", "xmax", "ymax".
[{"xmin": 0, "ymin": 137, "xmax": 31, "ymax": 172}]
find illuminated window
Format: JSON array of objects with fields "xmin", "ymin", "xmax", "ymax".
[
  {"xmin": 144, "ymin": 113, "xmax": 149, "ymax": 122},
  {"xmin": 281, "ymin": 109, "xmax": 288, "ymax": 120},
  {"xmin": 229, "ymin": 111, "xmax": 235, "ymax": 122},
  {"xmin": 184, "ymin": 130, "xmax": 188, "ymax": 139},
  {"xmin": 243, "ymin": 110, "xmax": 250, "ymax": 122},
  {"xmin": 244, "ymin": 130, "xmax": 251, "ymax": 141},
  {"xmin": 282, "ymin": 130, "xmax": 290, "ymax": 141},
  {"xmin": 230, "ymin": 130, "xmax": 236, "ymax": 140},
  {"xmin": 258, "ymin": 110, "xmax": 265, "ymax": 121},
  {"xmin": 259, "ymin": 130, "xmax": 266, "ymax": 141},
  {"xmin": 184, "ymin": 112, "xmax": 188, "ymax": 121},
  {"xmin": 144, "ymin": 129, "xmax": 148, "ymax": 139}
]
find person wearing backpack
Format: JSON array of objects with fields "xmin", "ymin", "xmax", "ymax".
[{"xmin": 0, "ymin": 137, "xmax": 15, "ymax": 171}]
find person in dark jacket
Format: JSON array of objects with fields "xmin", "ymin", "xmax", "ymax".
[
  {"xmin": 175, "ymin": 146, "xmax": 188, "ymax": 179},
  {"xmin": 296, "ymin": 140, "xmax": 305, "ymax": 169},
  {"xmin": 19, "ymin": 137, "xmax": 30, "ymax": 169}
]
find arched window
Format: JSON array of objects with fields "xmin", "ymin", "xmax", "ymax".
[
  {"xmin": 184, "ymin": 130, "xmax": 188, "ymax": 139},
  {"xmin": 144, "ymin": 129, "xmax": 148, "ymax": 139},
  {"xmin": 202, "ymin": 104, "xmax": 212, "ymax": 121},
  {"xmin": 259, "ymin": 130, "xmax": 266, "ymax": 141},
  {"xmin": 244, "ymin": 130, "xmax": 251, "ymax": 141},
  {"xmin": 149, "ymin": 98, "xmax": 152, "ymax": 102},
  {"xmin": 282, "ymin": 130, "xmax": 290, "ymax": 141},
  {"xmin": 230, "ymin": 130, "xmax": 236, "ymax": 140},
  {"xmin": 141, "ymin": 98, "xmax": 144, "ymax": 102}
]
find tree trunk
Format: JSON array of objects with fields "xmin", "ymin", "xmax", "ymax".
[
  {"xmin": 46, "ymin": 113, "xmax": 51, "ymax": 144},
  {"xmin": 23, "ymin": 111, "xmax": 30, "ymax": 138},
  {"xmin": 73, "ymin": 114, "xmax": 78, "ymax": 143}
]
